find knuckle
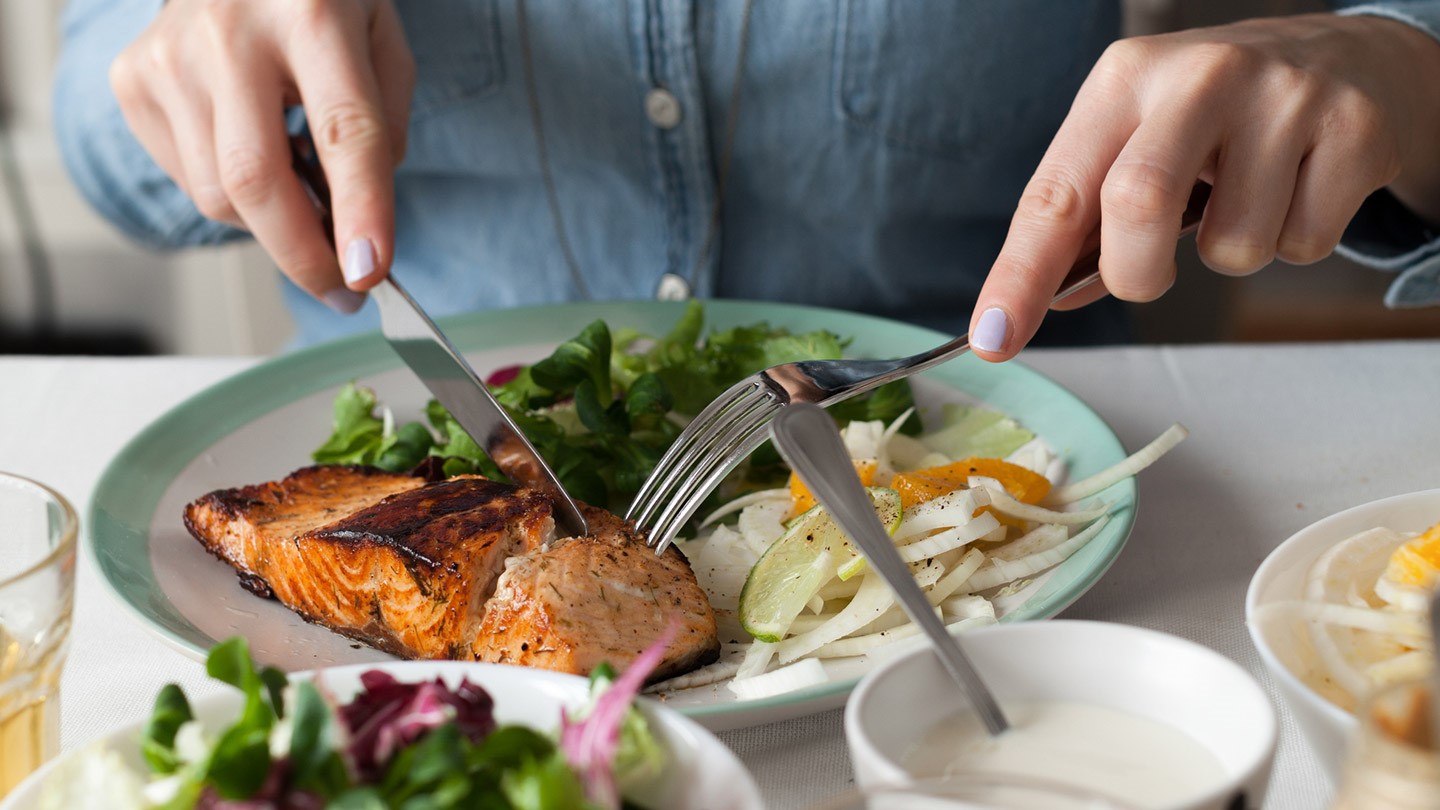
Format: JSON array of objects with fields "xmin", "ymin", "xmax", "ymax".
[
  {"xmin": 1328, "ymin": 87, "xmax": 1390, "ymax": 153},
  {"xmin": 315, "ymin": 102, "xmax": 389, "ymax": 155},
  {"xmin": 198, "ymin": 0, "xmax": 247, "ymax": 32},
  {"xmin": 1091, "ymin": 38, "xmax": 1150, "ymax": 89},
  {"xmin": 1016, "ymin": 172, "xmax": 1088, "ymax": 227},
  {"xmin": 1102, "ymin": 265, "xmax": 1174, "ymax": 303},
  {"xmin": 218, "ymin": 146, "xmax": 275, "ymax": 207},
  {"xmin": 1275, "ymin": 232, "xmax": 1336, "ymax": 265},
  {"xmin": 1187, "ymin": 40, "xmax": 1257, "ymax": 82},
  {"xmin": 108, "ymin": 55, "xmax": 140, "ymax": 100},
  {"xmin": 287, "ymin": 0, "xmax": 347, "ymax": 48},
  {"xmin": 191, "ymin": 185, "xmax": 236, "ymax": 223},
  {"xmin": 1267, "ymin": 64, "xmax": 1317, "ymax": 105},
  {"xmin": 1102, "ymin": 162, "xmax": 1182, "ymax": 226},
  {"xmin": 1197, "ymin": 235, "xmax": 1273, "ymax": 276},
  {"xmin": 142, "ymin": 36, "xmax": 181, "ymax": 78}
]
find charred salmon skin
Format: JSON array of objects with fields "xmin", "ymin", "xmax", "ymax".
[{"xmin": 183, "ymin": 465, "xmax": 719, "ymax": 678}]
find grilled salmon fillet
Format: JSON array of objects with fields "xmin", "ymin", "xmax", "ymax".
[
  {"xmin": 472, "ymin": 507, "xmax": 719, "ymax": 682},
  {"xmin": 183, "ymin": 465, "xmax": 719, "ymax": 678}
]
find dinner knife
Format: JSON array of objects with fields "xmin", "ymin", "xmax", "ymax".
[{"xmin": 288, "ymin": 133, "xmax": 589, "ymax": 538}]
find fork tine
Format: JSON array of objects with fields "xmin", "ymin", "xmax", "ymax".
[
  {"xmin": 646, "ymin": 426, "xmax": 772, "ymax": 555},
  {"xmin": 626, "ymin": 380, "xmax": 771, "ymax": 526},
  {"xmin": 631, "ymin": 388, "xmax": 773, "ymax": 534},
  {"xmin": 643, "ymin": 399, "xmax": 779, "ymax": 553},
  {"xmin": 625, "ymin": 380, "xmax": 755, "ymax": 524}
]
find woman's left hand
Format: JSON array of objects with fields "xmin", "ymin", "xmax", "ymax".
[{"xmin": 968, "ymin": 13, "xmax": 1440, "ymax": 360}]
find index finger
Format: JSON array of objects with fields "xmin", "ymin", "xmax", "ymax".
[
  {"xmin": 287, "ymin": 10, "xmax": 396, "ymax": 291},
  {"xmin": 968, "ymin": 89, "xmax": 1137, "ymax": 361}
]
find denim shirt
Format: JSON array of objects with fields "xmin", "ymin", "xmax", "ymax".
[{"xmin": 53, "ymin": 0, "xmax": 1440, "ymax": 350}]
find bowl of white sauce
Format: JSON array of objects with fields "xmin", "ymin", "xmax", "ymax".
[{"xmin": 845, "ymin": 620, "xmax": 1276, "ymax": 810}]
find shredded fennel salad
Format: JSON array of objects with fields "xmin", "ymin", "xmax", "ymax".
[
  {"xmin": 650, "ymin": 406, "xmax": 1188, "ymax": 701},
  {"xmin": 1252, "ymin": 519, "xmax": 1440, "ymax": 713},
  {"xmin": 39, "ymin": 637, "xmax": 670, "ymax": 810}
]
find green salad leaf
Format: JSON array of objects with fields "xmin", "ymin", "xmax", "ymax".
[
  {"xmin": 128, "ymin": 638, "xmax": 658, "ymax": 810},
  {"xmin": 312, "ymin": 301, "xmax": 918, "ymax": 517},
  {"xmin": 140, "ymin": 684, "xmax": 193, "ymax": 774}
]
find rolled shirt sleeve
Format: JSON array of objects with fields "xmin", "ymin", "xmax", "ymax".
[
  {"xmin": 51, "ymin": 0, "xmax": 243, "ymax": 250},
  {"xmin": 1333, "ymin": 1, "xmax": 1440, "ymax": 307}
]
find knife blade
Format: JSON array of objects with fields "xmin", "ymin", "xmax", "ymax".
[
  {"xmin": 372, "ymin": 278, "xmax": 589, "ymax": 538},
  {"xmin": 288, "ymin": 132, "xmax": 589, "ymax": 537}
]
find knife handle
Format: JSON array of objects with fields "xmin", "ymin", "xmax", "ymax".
[{"xmin": 289, "ymin": 131, "xmax": 336, "ymax": 250}]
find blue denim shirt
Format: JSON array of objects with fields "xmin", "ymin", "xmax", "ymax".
[{"xmin": 53, "ymin": 0, "xmax": 1440, "ymax": 350}]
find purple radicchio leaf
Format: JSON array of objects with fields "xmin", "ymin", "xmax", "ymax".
[
  {"xmin": 338, "ymin": 670, "xmax": 496, "ymax": 780},
  {"xmin": 559, "ymin": 622, "xmax": 676, "ymax": 810}
]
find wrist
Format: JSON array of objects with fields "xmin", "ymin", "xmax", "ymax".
[{"xmin": 1350, "ymin": 13, "xmax": 1440, "ymax": 224}]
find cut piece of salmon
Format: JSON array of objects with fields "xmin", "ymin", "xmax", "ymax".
[
  {"xmin": 183, "ymin": 465, "xmax": 719, "ymax": 678},
  {"xmin": 472, "ymin": 507, "xmax": 719, "ymax": 682}
]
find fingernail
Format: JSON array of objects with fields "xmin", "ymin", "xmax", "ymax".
[
  {"xmin": 972, "ymin": 308, "xmax": 1010, "ymax": 353},
  {"xmin": 343, "ymin": 238, "xmax": 376, "ymax": 285},
  {"xmin": 322, "ymin": 287, "xmax": 367, "ymax": 314}
]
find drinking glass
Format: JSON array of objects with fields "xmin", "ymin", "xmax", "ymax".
[
  {"xmin": 0, "ymin": 473, "xmax": 77, "ymax": 799},
  {"xmin": 1330, "ymin": 675, "xmax": 1439, "ymax": 810},
  {"xmin": 804, "ymin": 775, "xmax": 1143, "ymax": 810}
]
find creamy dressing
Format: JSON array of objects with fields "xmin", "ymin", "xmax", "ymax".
[{"xmin": 901, "ymin": 701, "xmax": 1228, "ymax": 809}]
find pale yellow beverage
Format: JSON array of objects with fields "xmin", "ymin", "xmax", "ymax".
[
  {"xmin": 0, "ymin": 475, "xmax": 77, "ymax": 799},
  {"xmin": 1331, "ymin": 678, "xmax": 1439, "ymax": 810}
]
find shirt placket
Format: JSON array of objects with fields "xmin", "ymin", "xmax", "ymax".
[{"xmin": 631, "ymin": 0, "xmax": 719, "ymax": 299}]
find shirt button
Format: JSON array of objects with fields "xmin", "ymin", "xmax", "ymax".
[{"xmin": 644, "ymin": 88, "xmax": 683, "ymax": 129}]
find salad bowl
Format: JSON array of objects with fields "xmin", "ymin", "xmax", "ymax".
[
  {"xmin": 1245, "ymin": 488, "xmax": 1440, "ymax": 778},
  {"xmin": 0, "ymin": 659, "xmax": 764, "ymax": 810}
]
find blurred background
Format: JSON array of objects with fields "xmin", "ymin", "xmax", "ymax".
[{"xmin": 1, "ymin": 0, "xmax": 1436, "ymax": 356}]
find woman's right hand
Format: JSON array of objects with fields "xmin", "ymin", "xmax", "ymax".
[{"xmin": 109, "ymin": 0, "xmax": 415, "ymax": 312}]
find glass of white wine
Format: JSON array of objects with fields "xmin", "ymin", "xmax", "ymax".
[
  {"xmin": 1330, "ymin": 675, "xmax": 1439, "ymax": 810},
  {"xmin": 0, "ymin": 473, "xmax": 77, "ymax": 799}
]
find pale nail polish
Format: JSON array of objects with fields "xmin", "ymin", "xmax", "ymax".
[
  {"xmin": 972, "ymin": 308, "xmax": 1010, "ymax": 353},
  {"xmin": 322, "ymin": 287, "xmax": 366, "ymax": 315},
  {"xmin": 343, "ymin": 238, "xmax": 376, "ymax": 285}
]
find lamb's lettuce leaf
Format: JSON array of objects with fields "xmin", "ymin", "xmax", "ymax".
[{"xmin": 313, "ymin": 301, "xmax": 917, "ymax": 516}]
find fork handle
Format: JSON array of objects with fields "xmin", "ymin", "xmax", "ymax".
[{"xmin": 778, "ymin": 182, "xmax": 1213, "ymax": 405}]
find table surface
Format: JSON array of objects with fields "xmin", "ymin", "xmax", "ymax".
[{"xmin": 4, "ymin": 339, "xmax": 1438, "ymax": 809}]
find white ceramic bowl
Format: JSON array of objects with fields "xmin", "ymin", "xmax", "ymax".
[
  {"xmin": 1, "ymin": 660, "xmax": 762, "ymax": 810},
  {"xmin": 845, "ymin": 620, "xmax": 1276, "ymax": 810},
  {"xmin": 1244, "ymin": 488, "xmax": 1440, "ymax": 779}
]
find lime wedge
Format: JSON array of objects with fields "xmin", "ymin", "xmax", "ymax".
[
  {"xmin": 835, "ymin": 488, "xmax": 904, "ymax": 580},
  {"xmin": 739, "ymin": 487, "xmax": 902, "ymax": 642}
]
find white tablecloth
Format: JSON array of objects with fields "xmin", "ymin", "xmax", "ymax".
[{"xmin": 4, "ymin": 340, "xmax": 1438, "ymax": 809}]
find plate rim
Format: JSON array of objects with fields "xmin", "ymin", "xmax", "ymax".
[{"xmin": 85, "ymin": 298, "xmax": 1136, "ymax": 725}]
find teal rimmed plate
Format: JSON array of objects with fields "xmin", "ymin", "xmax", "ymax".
[{"xmin": 87, "ymin": 300, "xmax": 1133, "ymax": 732}]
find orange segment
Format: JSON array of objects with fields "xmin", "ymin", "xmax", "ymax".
[
  {"xmin": 892, "ymin": 458, "xmax": 1051, "ymax": 527},
  {"xmin": 1383, "ymin": 521, "xmax": 1440, "ymax": 589},
  {"xmin": 789, "ymin": 459, "xmax": 877, "ymax": 517},
  {"xmin": 892, "ymin": 458, "xmax": 1050, "ymax": 508}
]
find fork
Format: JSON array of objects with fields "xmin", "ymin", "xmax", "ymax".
[{"xmin": 629, "ymin": 183, "xmax": 1212, "ymax": 553}]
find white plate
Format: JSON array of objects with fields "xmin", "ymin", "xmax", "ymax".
[
  {"xmin": 0, "ymin": 660, "xmax": 763, "ymax": 810},
  {"xmin": 87, "ymin": 300, "xmax": 1136, "ymax": 732},
  {"xmin": 1245, "ymin": 488, "xmax": 1440, "ymax": 777}
]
